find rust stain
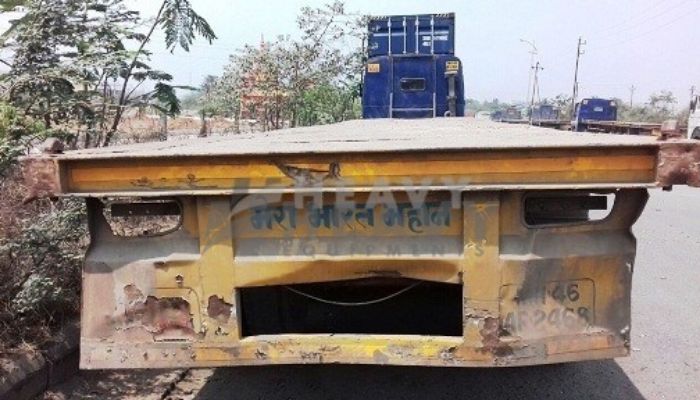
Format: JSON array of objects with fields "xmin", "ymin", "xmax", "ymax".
[
  {"xmin": 657, "ymin": 142, "xmax": 700, "ymax": 187},
  {"xmin": 131, "ymin": 176, "xmax": 154, "ymax": 188},
  {"xmin": 479, "ymin": 317, "xmax": 513, "ymax": 359},
  {"xmin": 122, "ymin": 285, "xmax": 194, "ymax": 337},
  {"xmin": 438, "ymin": 346, "xmax": 458, "ymax": 363},
  {"xmin": 300, "ymin": 351, "xmax": 323, "ymax": 362},
  {"xmin": 20, "ymin": 157, "xmax": 61, "ymax": 203},
  {"xmin": 206, "ymin": 295, "xmax": 233, "ymax": 324},
  {"xmin": 123, "ymin": 284, "xmax": 146, "ymax": 323},
  {"xmin": 274, "ymin": 160, "xmax": 341, "ymax": 186},
  {"xmin": 142, "ymin": 297, "xmax": 194, "ymax": 335},
  {"xmin": 254, "ymin": 348, "xmax": 268, "ymax": 360}
]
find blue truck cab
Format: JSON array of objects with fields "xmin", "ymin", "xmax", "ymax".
[
  {"xmin": 571, "ymin": 98, "xmax": 618, "ymax": 131},
  {"xmin": 362, "ymin": 14, "xmax": 465, "ymax": 119}
]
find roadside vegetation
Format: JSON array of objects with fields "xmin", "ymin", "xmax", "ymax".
[
  {"xmin": 0, "ymin": 0, "xmax": 217, "ymax": 351},
  {"xmin": 183, "ymin": 1, "xmax": 364, "ymax": 133},
  {"xmin": 0, "ymin": 0, "xmax": 364, "ymax": 352}
]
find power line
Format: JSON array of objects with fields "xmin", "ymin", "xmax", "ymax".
[
  {"xmin": 593, "ymin": 5, "xmax": 700, "ymax": 51},
  {"xmin": 587, "ymin": 0, "xmax": 669, "ymax": 37},
  {"xmin": 588, "ymin": 0, "xmax": 692, "ymax": 41}
]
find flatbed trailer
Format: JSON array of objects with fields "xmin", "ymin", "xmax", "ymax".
[
  {"xmin": 22, "ymin": 118, "xmax": 700, "ymax": 369},
  {"xmin": 579, "ymin": 120, "xmax": 664, "ymax": 135},
  {"xmin": 500, "ymin": 118, "xmax": 529, "ymax": 124},
  {"xmin": 530, "ymin": 120, "xmax": 571, "ymax": 130}
]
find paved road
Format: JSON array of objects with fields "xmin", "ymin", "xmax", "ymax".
[{"xmin": 40, "ymin": 187, "xmax": 700, "ymax": 400}]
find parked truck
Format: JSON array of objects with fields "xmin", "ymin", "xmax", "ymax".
[
  {"xmin": 572, "ymin": 97, "xmax": 670, "ymax": 136},
  {"xmin": 22, "ymin": 118, "xmax": 700, "ymax": 369},
  {"xmin": 362, "ymin": 14, "xmax": 465, "ymax": 119},
  {"xmin": 571, "ymin": 98, "xmax": 618, "ymax": 132},
  {"xmin": 493, "ymin": 106, "xmax": 526, "ymax": 123},
  {"xmin": 530, "ymin": 104, "xmax": 559, "ymax": 123}
]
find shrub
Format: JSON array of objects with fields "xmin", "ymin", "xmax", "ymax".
[
  {"xmin": 0, "ymin": 197, "xmax": 87, "ymax": 350},
  {"xmin": 0, "ymin": 102, "xmax": 87, "ymax": 350}
]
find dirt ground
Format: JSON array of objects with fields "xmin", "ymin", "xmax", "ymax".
[{"xmin": 114, "ymin": 114, "xmax": 262, "ymax": 144}]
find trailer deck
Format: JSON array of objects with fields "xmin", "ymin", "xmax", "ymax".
[
  {"xmin": 23, "ymin": 118, "xmax": 700, "ymax": 199},
  {"xmin": 21, "ymin": 118, "xmax": 700, "ymax": 369}
]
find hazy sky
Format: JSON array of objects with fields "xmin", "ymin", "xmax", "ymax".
[{"xmin": 6, "ymin": 1, "xmax": 700, "ymax": 105}]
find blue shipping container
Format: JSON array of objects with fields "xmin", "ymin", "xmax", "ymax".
[
  {"xmin": 362, "ymin": 54, "xmax": 465, "ymax": 119},
  {"xmin": 572, "ymin": 98, "xmax": 618, "ymax": 131},
  {"xmin": 367, "ymin": 13, "xmax": 456, "ymax": 57},
  {"xmin": 531, "ymin": 104, "xmax": 560, "ymax": 122}
]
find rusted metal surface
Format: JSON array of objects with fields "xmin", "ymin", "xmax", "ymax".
[
  {"xmin": 18, "ymin": 119, "xmax": 700, "ymax": 369},
  {"xmin": 20, "ymin": 157, "xmax": 61, "ymax": 202},
  {"xmin": 656, "ymin": 142, "xmax": 700, "ymax": 187}
]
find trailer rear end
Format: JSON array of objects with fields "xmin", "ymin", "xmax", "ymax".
[{"xmin": 22, "ymin": 119, "xmax": 700, "ymax": 368}]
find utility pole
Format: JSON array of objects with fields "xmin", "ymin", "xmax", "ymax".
[
  {"xmin": 520, "ymin": 39, "xmax": 537, "ymax": 110},
  {"xmin": 530, "ymin": 61, "xmax": 544, "ymax": 114},
  {"xmin": 629, "ymin": 85, "xmax": 636, "ymax": 107},
  {"xmin": 570, "ymin": 36, "xmax": 586, "ymax": 119},
  {"xmin": 691, "ymin": 85, "xmax": 697, "ymax": 111}
]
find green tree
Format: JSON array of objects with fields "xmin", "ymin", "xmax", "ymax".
[
  {"xmin": 648, "ymin": 90, "xmax": 677, "ymax": 120},
  {"xmin": 104, "ymin": 0, "xmax": 216, "ymax": 145},
  {"xmin": 618, "ymin": 90, "xmax": 678, "ymax": 123},
  {"xmin": 213, "ymin": 1, "xmax": 362, "ymax": 131},
  {"xmin": 296, "ymin": 83, "xmax": 359, "ymax": 126},
  {"xmin": 0, "ymin": 102, "xmax": 45, "ymax": 175},
  {"xmin": 197, "ymin": 75, "xmax": 222, "ymax": 137},
  {"xmin": 0, "ymin": 0, "xmax": 110, "ymax": 132},
  {"xmin": 0, "ymin": 0, "xmax": 216, "ymax": 147}
]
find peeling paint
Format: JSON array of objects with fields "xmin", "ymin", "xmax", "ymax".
[
  {"xmin": 373, "ymin": 350, "xmax": 389, "ymax": 364},
  {"xmin": 479, "ymin": 317, "xmax": 514, "ymax": 360},
  {"xmin": 122, "ymin": 287, "xmax": 194, "ymax": 339},
  {"xmin": 206, "ymin": 295, "xmax": 233, "ymax": 324}
]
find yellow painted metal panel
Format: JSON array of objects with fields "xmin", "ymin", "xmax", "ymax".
[
  {"xmin": 78, "ymin": 184, "xmax": 648, "ymax": 368},
  {"xmin": 63, "ymin": 149, "xmax": 657, "ymax": 194}
]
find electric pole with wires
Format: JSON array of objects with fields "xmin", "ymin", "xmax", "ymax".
[
  {"xmin": 570, "ymin": 36, "xmax": 586, "ymax": 119},
  {"xmin": 520, "ymin": 39, "xmax": 537, "ymax": 109},
  {"xmin": 530, "ymin": 61, "xmax": 544, "ymax": 118},
  {"xmin": 629, "ymin": 85, "xmax": 636, "ymax": 106}
]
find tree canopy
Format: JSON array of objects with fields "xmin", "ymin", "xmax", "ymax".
[
  {"xmin": 205, "ymin": 1, "xmax": 364, "ymax": 131},
  {"xmin": 0, "ymin": 0, "xmax": 216, "ymax": 147}
]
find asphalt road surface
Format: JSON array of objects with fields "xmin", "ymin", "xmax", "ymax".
[{"xmin": 40, "ymin": 187, "xmax": 700, "ymax": 400}]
